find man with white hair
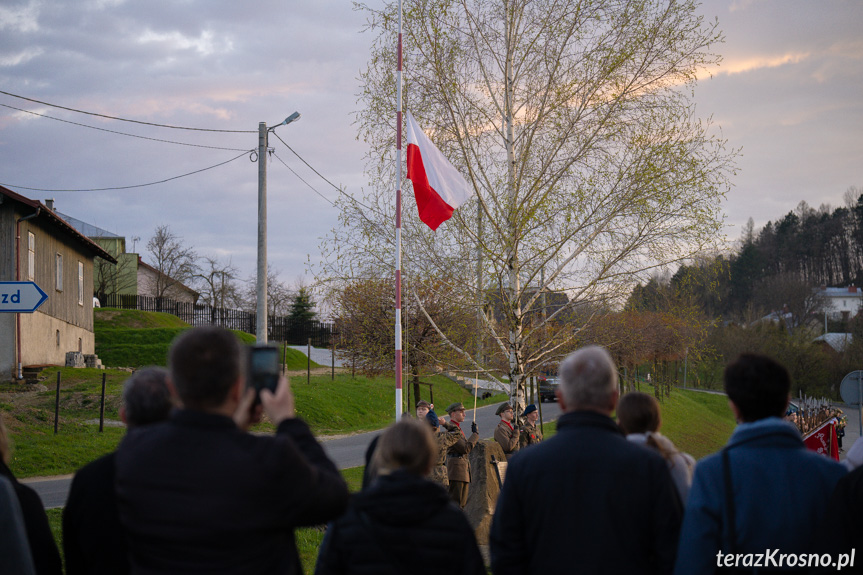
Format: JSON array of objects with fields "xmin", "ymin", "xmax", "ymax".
[{"xmin": 489, "ymin": 346, "xmax": 682, "ymax": 575}]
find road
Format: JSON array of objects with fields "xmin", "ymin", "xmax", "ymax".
[{"xmin": 22, "ymin": 399, "xmax": 563, "ymax": 509}]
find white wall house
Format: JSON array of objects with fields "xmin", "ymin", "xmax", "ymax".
[{"xmin": 818, "ymin": 286, "xmax": 863, "ymax": 321}]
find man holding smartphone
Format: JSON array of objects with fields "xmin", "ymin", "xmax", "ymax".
[{"xmin": 116, "ymin": 326, "xmax": 349, "ymax": 574}]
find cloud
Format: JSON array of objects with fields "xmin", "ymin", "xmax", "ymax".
[
  {"xmin": 0, "ymin": 3, "xmax": 40, "ymax": 33},
  {"xmin": 716, "ymin": 52, "xmax": 811, "ymax": 76}
]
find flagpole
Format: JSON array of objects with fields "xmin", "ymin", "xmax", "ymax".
[{"xmin": 394, "ymin": 0, "xmax": 404, "ymax": 421}]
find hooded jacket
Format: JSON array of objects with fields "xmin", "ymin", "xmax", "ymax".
[{"xmin": 315, "ymin": 470, "xmax": 485, "ymax": 575}]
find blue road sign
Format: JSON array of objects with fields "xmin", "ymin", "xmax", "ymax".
[{"xmin": 0, "ymin": 282, "xmax": 48, "ymax": 313}]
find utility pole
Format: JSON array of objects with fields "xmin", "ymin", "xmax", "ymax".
[
  {"xmin": 255, "ymin": 113, "xmax": 300, "ymax": 344},
  {"xmin": 256, "ymin": 122, "xmax": 268, "ymax": 343}
]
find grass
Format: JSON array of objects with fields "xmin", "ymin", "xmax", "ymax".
[
  {"xmin": 536, "ymin": 385, "xmax": 735, "ymax": 460},
  {"xmin": 93, "ymin": 308, "xmax": 318, "ymax": 369},
  {"xmin": 2, "ymin": 366, "xmax": 504, "ymax": 477}
]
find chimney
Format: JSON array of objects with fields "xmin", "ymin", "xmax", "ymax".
[
  {"xmin": 850, "ymin": 286, "xmax": 858, "ymax": 293},
  {"xmin": 45, "ymin": 198, "xmax": 55, "ymax": 211}
]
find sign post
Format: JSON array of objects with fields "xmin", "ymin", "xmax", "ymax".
[{"xmin": 0, "ymin": 282, "xmax": 48, "ymax": 313}]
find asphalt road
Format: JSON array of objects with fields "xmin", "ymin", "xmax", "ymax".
[{"xmin": 22, "ymin": 399, "xmax": 563, "ymax": 509}]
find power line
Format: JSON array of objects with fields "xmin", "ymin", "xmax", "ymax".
[
  {"xmin": 270, "ymin": 152, "xmax": 336, "ymax": 207},
  {"xmin": 0, "ymin": 89, "xmax": 255, "ymax": 133},
  {"xmin": 0, "ymin": 150, "xmax": 251, "ymax": 192},
  {"xmin": 0, "ymin": 103, "xmax": 250, "ymax": 151},
  {"xmin": 271, "ymin": 131, "xmax": 351, "ymax": 195}
]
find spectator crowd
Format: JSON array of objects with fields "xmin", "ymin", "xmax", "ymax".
[{"xmin": 1, "ymin": 326, "xmax": 861, "ymax": 574}]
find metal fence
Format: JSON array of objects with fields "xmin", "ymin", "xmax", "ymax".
[{"xmin": 97, "ymin": 294, "xmax": 334, "ymax": 346}]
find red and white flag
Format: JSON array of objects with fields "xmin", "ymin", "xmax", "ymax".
[{"xmin": 406, "ymin": 111, "xmax": 473, "ymax": 230}]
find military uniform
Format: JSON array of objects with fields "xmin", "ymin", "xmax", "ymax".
[
  {"xmin": 495, "ymin": 420, "xmax": 520, "ymax": 460},
  {"xmin": 431, "ymin": 428, "xmax": 461, "ymax": 488},
  {"xmin": 518, "ymin": 421, "xmax": 542, "ymax": 449},
  {"xmin": 443, "ymin": 402, "xmax": 479, "ymax": 509},
  {"xmin": 494, "ymin": 403, "xmax": 520, "ymax": 460}
]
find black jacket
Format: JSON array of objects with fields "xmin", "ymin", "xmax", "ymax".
[
  {"xmin": 315, "ymin": 470, "xmax": 485, "ymax": 575},
  {"xmin": 0, "ymin": 459, "xmax": 62, "ymax": 575},
  {"xmin": 63, "ymin": 452, "xmax": 129, "ymax": 575},
  {"xmin": 490, "ymin": 411, "xmax": 683, "ymax": 575},
  {"xmin": 116, "ymin": 409, "xmax": 349, "ymax": 575}
]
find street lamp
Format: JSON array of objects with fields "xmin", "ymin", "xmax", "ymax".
[{"xmin": 257, "ymin": 112, "xmax": 301, "ymax": 343}]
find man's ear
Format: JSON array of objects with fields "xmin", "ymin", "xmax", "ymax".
[
  {"xmin": 230, "ymin": 378, "xmax": 244, "ymax": 404},
  {"xmin": 555, "ymin": 388, "xmax": 567, "ymax": 412},
  {"xmin": 729, "ymin": 399, "xmax": 743, "ymax": 423},
  {"xmin": 609, "ymin": 387, "xmax": 620, "ymax": 413}
]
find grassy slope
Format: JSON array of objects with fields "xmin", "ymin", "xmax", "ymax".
[{"xmin": 540, "ymin": 386, "xmax": 735, "ymax": 459}]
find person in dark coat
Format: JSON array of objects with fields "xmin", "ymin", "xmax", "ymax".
[
  {"xmin": 116, "ymin": 326, "xmax": 349, "ymax": 575},
  {"xmin": 0, "ymin": 474, "xmax": 35, "ymax": 575},
  {"xmin": 0, "ymin": 413, "xmax": 62, "ymax": 575},
  {"xmin": 63, "ymin": 367, "xmax": 173, "ymax": 575},
  {"xmin": 315, "ymin": 419, "xmax": 485, "ymax": 575},
  {"xmin": 674, "ymin": 354, "xmax": 847, "ymax": 575},
  {"xmin": 490, "ymin": 346, "xmax": 682, "ymax": 575}
]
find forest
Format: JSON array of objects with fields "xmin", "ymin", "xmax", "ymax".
[{"xmin": 619, "ymin": 189, "xmax": 863, "ymax": 399}]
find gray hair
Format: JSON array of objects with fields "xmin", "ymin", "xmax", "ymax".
[
  {"xmin": 558, "ymin": 346, "xmax": 618, "ymax": 411},
  {"xmin": 122, "ymin": 367, "xmax": 173, "ymax": 427}
]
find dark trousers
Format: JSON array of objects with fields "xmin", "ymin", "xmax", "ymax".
[{"xmin": 449, "ymin": 480, "xmax": 469, "ymax": 508}]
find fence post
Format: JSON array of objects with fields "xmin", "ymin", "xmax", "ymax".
[
  {"xmin": 54, "ymin": 371, "xmax": 61, "ymax": 435},
  {"xmin": 307, "ymin": 338, "xmax": 311, "ymax": 385},
  {"xmin": 331, "ymin": 339, "xmax": 335, "ymax": 381},
  {"xmin": 99, "ymin": 372, "xmax": 107, "ymax": 432},
  {"xmin": 283, "ymin": 340, "xmax": 288, "ymax": 375}
]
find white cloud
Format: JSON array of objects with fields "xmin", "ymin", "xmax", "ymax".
[
  {"xmin": 136, "ymin": 29, "xmax": 229, "ymax": 57},
  {"xmin": 0, "ymin": 3, "xmax": 40, "ymax": 33},
  {"xmin": 0, "ymin": 47, "xmax": 44, "ymax": 67}
]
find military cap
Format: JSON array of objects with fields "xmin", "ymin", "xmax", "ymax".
[
  {"xmin": 446, "ymin": 402, "xmax": 466, "ymax": 414},
  {"xmin": 425, "ymin": 410, "xmax": 440, "ymax": 428},
  {"xmin": 416, "ymin": 399, "xmax": 431, "ymax": 409},
  {"xmin": 495, "ymin": 403, "xmax": 514, "ymax": 416},
  {"xmin": 522, "ymin": 404, "xmax": 537, "ymax": 417}
]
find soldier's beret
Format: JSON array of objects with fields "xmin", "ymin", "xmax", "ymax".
[
  {"xmin": 425, "ymin": 410, "xmax": 440, "ymax": 428},
  {"xmin": 522, "ymin": 404, "xmax": 537, "ymax": 417},
  {"xmin": 416, "ymin": 400, "xmax": 430, "ymax": 409},
  {"xmin": 495, "ymin": 403, "xmax": 513, "ymax": 416},
  {"xmin": 445, "ymin": 402, "xmax": 465, "ymax": 414}
]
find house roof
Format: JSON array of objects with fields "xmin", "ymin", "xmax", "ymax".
[
  {"xmin": 0, "ymin": 186, "xmax": 117, "ymax": 263},
  {"xmin": 55, "ymin": 210, "xmax": 122, "ymax": 239},
  {"xmin": 813, "ymin": 332, "xmax": 853, "ymax": 353},
  {"xmin": 136, "ymin": 256, "xmax": 200, "ymax": 298}
]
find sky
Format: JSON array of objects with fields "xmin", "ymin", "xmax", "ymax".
[{"xmin": 1, "ymin": 0, "xmax": 861, "ymax": 307}]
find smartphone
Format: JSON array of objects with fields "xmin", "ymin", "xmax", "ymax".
[{"xmin": 248, "ymin": 345, "xmax": 280, "ymax": 398}]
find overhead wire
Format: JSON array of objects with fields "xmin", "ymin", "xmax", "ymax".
[
  {"xmin": 0, "ymin": 150, "xmax": 252, "ymax": 192},
  {"xmin": 0, "ymin": 103, "xmax": 250, "ymax": 151},
  {"xmin": 0, "ymin": 89, "xmax": 255, "ymax": 133}
]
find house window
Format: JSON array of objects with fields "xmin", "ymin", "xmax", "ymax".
[
  {"xmin": 56, "ymin": 330, "xmax": 60, "ymax": 347},
  {"xmin": 27, "ymin": 232, "xmax": 35, "ymax": 281},
  {"xmin": 78, "ymin": 261, "xmax": 84, "ymax": 306},
  {"xmin": 55, "ymin": 253, "xmax": 63, "ymax": 291}
]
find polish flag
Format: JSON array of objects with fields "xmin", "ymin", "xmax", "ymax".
[{"xmin": 406, "ymin": 111, "xmax": 473, "ymax": 231}]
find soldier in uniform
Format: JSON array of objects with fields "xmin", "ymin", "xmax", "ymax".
[
  {"xmin": 426, "ymin": 410, "xmax": 460, "ymax": 488},
  {"xmin": 494, "ymin": 403, "xmax": 520, "ymax": 460},
  {"xmin": 444, "ymin": 402, "xmax": 479, "ymax": 508},
  {"xmin": 416, "ymin": 400, "xmax": 433, "ymax": 420},
  {"xmin": 518, "ymin": 404, "xmax": 542, "ymax": 449}
]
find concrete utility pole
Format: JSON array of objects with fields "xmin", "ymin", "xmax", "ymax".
[{"xmin": 256, "ymin": 113, "xmax": 300, "ymax": 344}]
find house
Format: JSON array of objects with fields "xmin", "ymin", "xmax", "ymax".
[
  {"xmin": 813, "ymin": 332, "xmax": 853, "ymax": 354},
  {"xmin": 54, "ymin": 208, "xmax": 140, "ymax": 299},
  {"xmin": 0, "ymin": 187, "xmax": 116, "ymax": 380},
  {"xmin": 135, "ymin": 256, "xmax": 199, "ymax": 303},
  {"xmin": 52, "ymin": 204, "xmax": 199, "ymax": 304},
  {"xmin": 818, "ymin": 286, "xmax": 863, "ymax": 321}
]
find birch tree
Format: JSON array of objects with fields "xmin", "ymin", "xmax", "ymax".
[{"xmin": 321, "ymin": 0, "xmax": 735, "ymax": 413}]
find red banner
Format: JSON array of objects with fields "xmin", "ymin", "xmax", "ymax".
[{"xmin": 803, "ymin": 419, "xmax": 839, "ymax": 461}]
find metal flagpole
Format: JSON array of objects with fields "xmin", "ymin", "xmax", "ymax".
[
  {"xmin": 394, "ymin": 0, "xmax": 404, "ymax": 421},
  {"xmin": 473, "ymin": 372, "xmax": 479, "ymax": 423}
]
